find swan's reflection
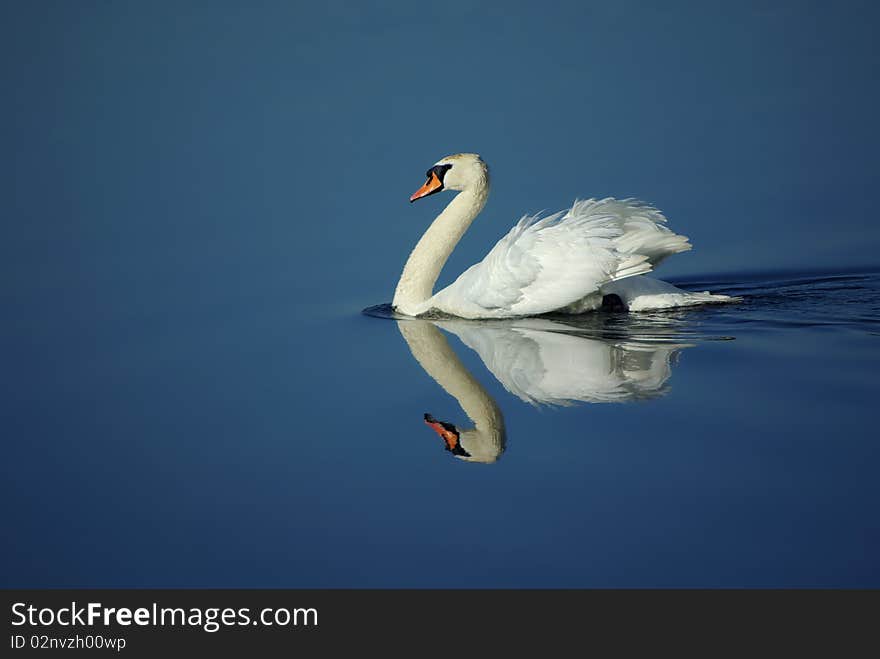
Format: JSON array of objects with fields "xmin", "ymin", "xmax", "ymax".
[{"xmin": 397, "ymin": 315, "xmax": 693, "ymax": 463}]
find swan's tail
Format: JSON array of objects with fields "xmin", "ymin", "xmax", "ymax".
[{"xmin": 626, "ymin": 290, "xmax": 739, "ymax": 311}]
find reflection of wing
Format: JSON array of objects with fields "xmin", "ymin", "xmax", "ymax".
[{"xmin": 435, "ymin": 318, "xmax": 687, "ymax": 406}]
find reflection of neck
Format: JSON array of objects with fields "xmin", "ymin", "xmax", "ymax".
[
  {"xmin": 393, "ymin": 185, "xmax": 489, "ymax": 315},
  {"xmin": 397, "ymin": 320, "xmax": 504, "ymax": 463}
]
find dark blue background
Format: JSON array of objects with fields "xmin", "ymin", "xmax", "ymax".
[{"xmin": 2, "ymin": 1, "xmax": 878, "ymax": 587}]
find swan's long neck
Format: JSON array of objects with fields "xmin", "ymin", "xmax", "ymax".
[
  {"xmin": 397, "ymin": 320, "xmax": 505, "ymax": 463},
  {"xmin": 393, "ymin": 182, "xmax": 489, "ymax": 315}
]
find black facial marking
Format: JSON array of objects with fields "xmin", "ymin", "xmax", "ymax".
[
  {"xmin": 424, "ymin": 413, "xmax": 471, "ymax": 457},
  {"xmin": 439, "ymin": 420, "xmax": 458, "ymax": 434},
  {"xmin": 431, "ymin": 163, "xmax": 453, "ymax": 182},
  {"xmin": 423, "ymin": 164, "xmax": 453, "ymax": 185}
]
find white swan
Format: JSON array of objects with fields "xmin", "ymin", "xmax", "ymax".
[{"xmin": 393, "ymin": 153, "xmax": 734, "ymax": 318}]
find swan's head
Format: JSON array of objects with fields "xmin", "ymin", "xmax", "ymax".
[
  {"xmin": 410, "ymin": 153, "xmax": 489, "ymax": 202},
  {"xmin": 423, "ymin": 413, "xmax": 502, "ymax": 464}
]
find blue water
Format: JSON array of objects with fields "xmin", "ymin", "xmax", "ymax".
[
  {"xmin": 3, "ymin": 1, "xmax": 879, "ymax": 589},
  {"xmin": 3, "ymin": 269, "xmax": 878, "ymax": 587}
]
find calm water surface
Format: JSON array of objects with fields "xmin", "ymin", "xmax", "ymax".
[{"xmin": 3, "ymin": 270, "xmax": 879, "ymax": 587}]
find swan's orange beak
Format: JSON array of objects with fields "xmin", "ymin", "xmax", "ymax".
[
  {"xmin": 424, "ymin": 413, "xmax": 460, "ymax": 452},
  {"xmin": 410, "ymin": 172, "xmax": 443, "ymax": 203}
]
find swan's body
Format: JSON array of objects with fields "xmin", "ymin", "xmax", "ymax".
[{"xmin": 393, "ymin": 153, "xmax": 734, "ymax": 319}]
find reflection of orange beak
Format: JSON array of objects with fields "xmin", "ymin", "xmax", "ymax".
[
  {"xmin": 410, "ymin": 172, "xmax": 443, "ymax": 202},
  {"xmin": 424, "ymin": 414, "xmax": 460, "ymax": 452}
]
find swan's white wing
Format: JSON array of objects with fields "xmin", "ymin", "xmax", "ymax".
[{"xmin": 429, "ymin": 198, "xmax": 689, "ymax": 318}]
